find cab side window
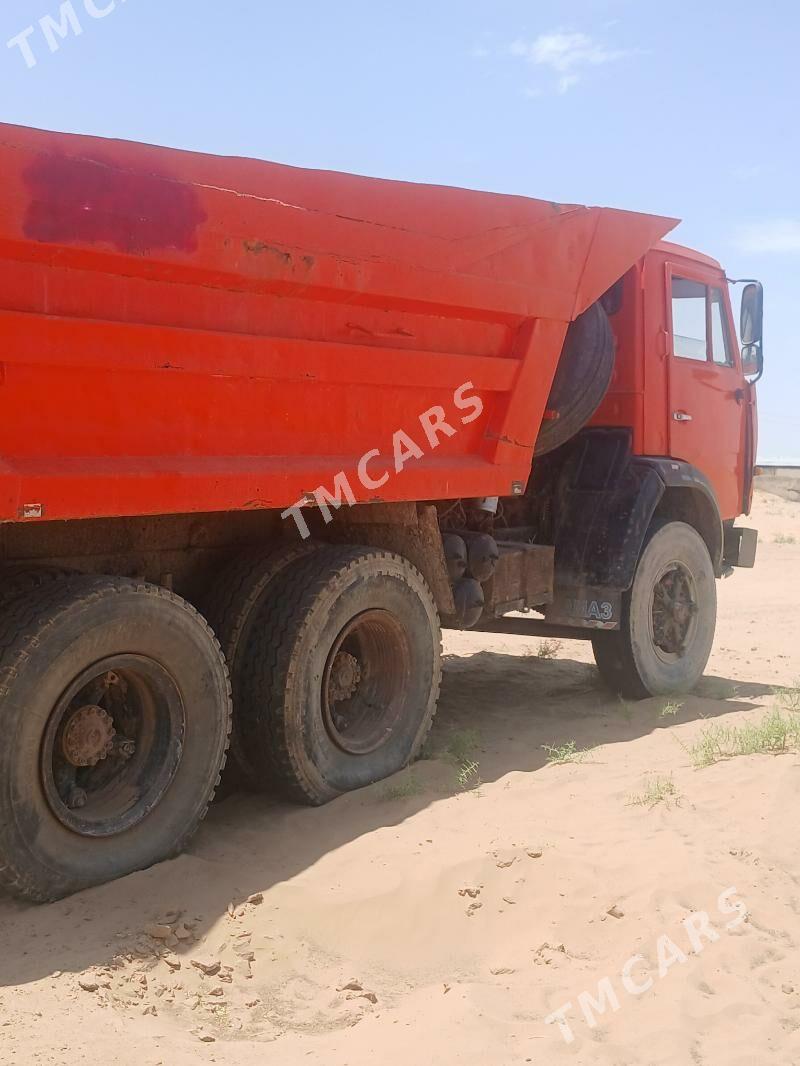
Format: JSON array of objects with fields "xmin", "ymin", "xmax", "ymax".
[
  {"xmin": 710, "ymin": 288, "xmax": 733, "ymax": 366},
  {"xmin": 671, "ymin": 277, "xmax": 707, "ymax": 360},
  {"xmin": 671, "ymin": 276, "xmax": 734, "ymax": 366}
]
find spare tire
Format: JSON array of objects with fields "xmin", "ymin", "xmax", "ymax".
[{"xmin": 535, "ymin": 301, "xmax": 615, "ymax": 457}]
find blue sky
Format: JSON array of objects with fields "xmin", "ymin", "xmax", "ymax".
[{"xmin": 2, "ymin": 0, "xmax": 798, "ymax": 460}]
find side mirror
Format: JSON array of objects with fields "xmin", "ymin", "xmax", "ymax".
[
  {"xmin": 739, "ymin": 281, "xmax": 763, "ymax": 380},
  {"xmin": 740, "ymin": 282, "xmax": 763, "ymax": 346}
]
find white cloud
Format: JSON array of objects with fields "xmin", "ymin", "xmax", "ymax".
[
  {"xmin": 510, "ymin": 30, "xmax": 635, "ymax": 93},
  {"xmin": 736, "ymin": 220, "xmax": 800, "ymax": 253},
  {"xmin": 557, "ymin": 74, "xmax": 581, "ymax": 94}
]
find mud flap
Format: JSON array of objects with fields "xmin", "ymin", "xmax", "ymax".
[{"xmin": 542, "ymin": 430, "xmax": 666, "ymax": 631}]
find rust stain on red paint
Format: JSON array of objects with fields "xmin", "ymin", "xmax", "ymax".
[{"xmin": 23, "ymin": 152, "xmax": 207, "ymax": 254}]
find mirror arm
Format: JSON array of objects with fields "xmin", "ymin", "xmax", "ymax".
[
  {"xmin": 741, "ymin": 343, "xmax": 764, "ymax": 384},
  {"xmin": 752, "ymin": 348, "xmax": 764, "ymax": 385}
]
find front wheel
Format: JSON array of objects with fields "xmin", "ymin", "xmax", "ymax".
[{"xmin": 592, "ymin": 521, "xmax": 717, "ymax": 699}]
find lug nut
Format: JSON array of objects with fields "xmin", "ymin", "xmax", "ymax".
[{"xmin": 68, "ymin": 788, "xmax": 87, "ymax": 810}]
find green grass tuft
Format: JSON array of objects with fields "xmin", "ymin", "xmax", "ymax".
[
  {"xmin": 456, "ymin": 759, "xmax": 481, "ymax": 790},
  {"xmin": 687, "ymin": 709, "xmax": 800, "ymax": 768},
  {"xmin": 542, "ymin": 740, "xmax": 591, "ymax": 765},
  {"xmin": 616, "ymin": 695, "xmax": 634, "ymax": 723},
  {"xmin": 381, "ymin": 772, "xmax": 422, "ymax": 801},
  {"xmin": 660, "ymin": 700, "xmax": 684, "ymax": 719},
  {"xmin": 445, "ymin": 728, "xmax": 481, "ymax": 765},
  {"xmin": 627, "ymin": 775, "xmax": 679, "ymax": 809},
  {"xmin": 774, "ymin": 682, "xmax": 800, "ymax": 713}
]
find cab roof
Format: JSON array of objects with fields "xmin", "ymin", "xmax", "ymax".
[{"xmin": 655, "ymin": 240, "xmax": 723, "ymax": 271}]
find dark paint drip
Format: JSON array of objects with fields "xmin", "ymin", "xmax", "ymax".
[{"xmin": 23, "ymin": 152, "xmax": 207, "ymax": 255}]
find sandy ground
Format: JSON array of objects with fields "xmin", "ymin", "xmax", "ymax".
[{"xmin": 1, "ymin": 489, "xmax": 799, "ymax": 1066}]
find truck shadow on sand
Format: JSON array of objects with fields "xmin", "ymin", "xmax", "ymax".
[{"xmin": 0, "ymin": 650, "xmax": 776, "ymax": 988}]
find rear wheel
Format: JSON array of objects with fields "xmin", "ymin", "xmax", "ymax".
[
  {"xmin": 240, "ymin": 547, "xmax": 442, "ymax": 804},
  {"xmin": 201, "ymin": 541, "xmax": 322, "ymax": 789},
  {"xmin": 592, "ymin": 521, "xmax": 716, "ymax": 698},
  {"xmin": 0, "ymin": 576, "xmax": 231, "ymax": 901}
]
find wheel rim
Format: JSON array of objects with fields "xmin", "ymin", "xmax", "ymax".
[
  {"xmin": 41, "ymin": 655, "xmax": 185, "ymax": 837},
  {"xmin": 322, "ymin": 609, "xmax": 411, "ymax": 756},
  {"xmin": 649, "ymin": 561, "xmax": 699, "ymax": 663}
]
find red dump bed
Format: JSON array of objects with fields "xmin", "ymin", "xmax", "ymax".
[{"xmin": 0, "ymin": 124, "xmax": 675, "ymax": 523}]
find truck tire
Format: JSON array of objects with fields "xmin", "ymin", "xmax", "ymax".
[
  {"xmin": 201, "ymin": 540, "xmax": 321, "ymax": 790},
  {"xmin": 0, "ymin": 576, "xmax": 231, "ymax": 901},
  {"xmin": 591, "ymin": 521, "xmax": 716, "ymax": 699},
  {"xmin": 239, "ymin": 547, "xmax": 442, "ymax": 804},
  {"xmin": 535, "ymin": 301, "xmax": 615, "ymax": 457},
  {"xmin": 0, "ymin": 565, "xmax": 77, "ymax": 609}
]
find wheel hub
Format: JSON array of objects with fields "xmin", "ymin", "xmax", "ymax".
[
  {"xmin": 652, "ymin": 566, "xmax": 698, "ymax": 656},
  {"xmin": 43, "ymin": 654, "xmax": 185, "ymax": 838},
  {"xmin": 328, "ymin": 650, "xmax": 362, "ymax": 703},
  {"xmin": 61, "ymin": 704, "xmax": 116, "ymax": 768},
  {"xmin": 321, "ymin": 610, "xmax": 411, "ymax": 757}
]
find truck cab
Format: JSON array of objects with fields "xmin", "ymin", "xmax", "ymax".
[
  {"xmin": 592, "ymin": 243, "xmax": 760, "ymax": 523},
  {"xmin": 492, "ymin": 244, "xmax": 763, "ymax": 700}
]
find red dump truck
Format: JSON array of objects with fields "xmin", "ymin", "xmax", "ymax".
[{"xmin": 0, "ymin": 124, "xmax": 762, "ymax": 900}]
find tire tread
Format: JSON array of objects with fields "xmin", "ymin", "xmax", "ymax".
[
  {"xmin": 240, "ymin": 546, "xmax": 442, "ymax": 805},
  {"xmin": 201, "ymin": 542, "xmax": 321, "ymax": 788}
]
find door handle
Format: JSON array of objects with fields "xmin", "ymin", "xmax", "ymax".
[{"xmin": 672, "ymin": 411, "xmax": 693, "ymax": 422}]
